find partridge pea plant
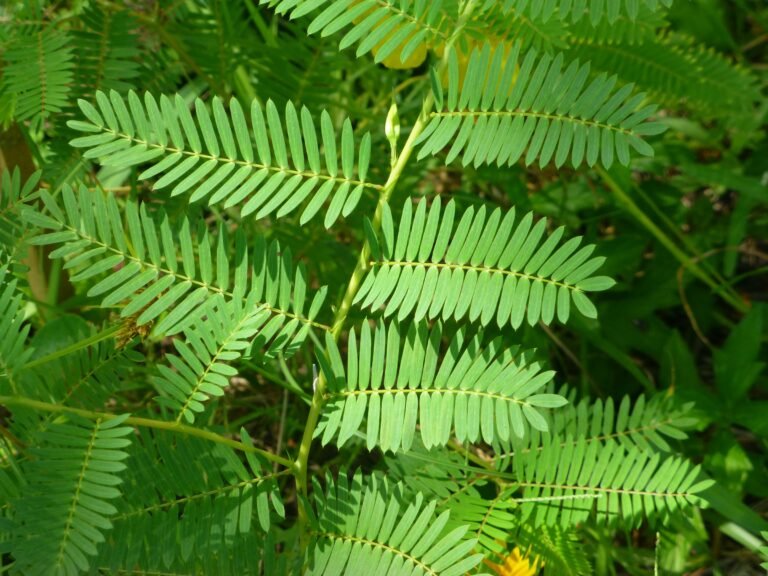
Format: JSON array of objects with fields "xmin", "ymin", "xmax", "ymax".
[{"xmin": 0, "ymin": 0, "xmax": 765, "ymax": 575}]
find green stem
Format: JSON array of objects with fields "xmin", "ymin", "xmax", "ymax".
[
  {"xmin": 45, "ymin": 257, "xmax": 62, "ymax": 308},
  {"xmin": 242, "ymin": 359, "xmax": 311, "ymax": 403},
  {"xmin": 598, "ymin": 167, "xmax": 749, "ymax": 313},
  {"xmin": 0, "ymin": 395, "xmax": 294, "ymax": 469},
  {"xmin": 292, "ymin": 100, "xmax": 432, "ymax": 504},
  {"xmin": 244, "ymin": 0, "xmax": 277, "ymax": 46},
  {"xmin": 292, "ymin": 0, "xmax": 480, "ymax": 538},
  {"xmin": 21, "ymin": 324, "xmax": 122, "ymax": 370},
  {"xmin": 632, "ymin": 178, "xmax": 739, "ymax": 299},
  {"xmin": 447, "ymin": 439, "xmax": 493, "ymax": 470},
  {"xmin": 125, "ymin": 6, "xmax": 226, "ymax": 96}
]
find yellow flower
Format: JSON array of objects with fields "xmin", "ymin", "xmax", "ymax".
[
  {"xmin": 376, "ymin": 40, "xmax": 427, "ymax": 69},
  {"xmin": 485, "ymin": 547, "xmax": 541, "ymax": 576}
]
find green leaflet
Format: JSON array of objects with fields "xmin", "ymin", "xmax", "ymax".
[
  {"xmin": 305, "ymin": 472, "xmax": 483, "ymax": 576},
  {"xmin": 0, "ymin": 265, "xmax": 34, "ymax": 393},
  {"xmin": 154, "ymin": 293, "xmax": 310, "ymax": 424},
  {"xmin": 508, "ymin": 437, "xmax": 714, "ymax": 527},
  {"xmin": 67, "ymin": 90, "xmax": 376, "ymax": 227},
  {"xmin": 495, "ymin": 0, "xmax": 674, "ymax": 25},
  {"xmin": 22, "ymin": 185, "xmax": 327, "ymax": 346},
  {"xmin": 262, "ymin": 0, "xmax": 448, "ymax": 66},
  {"xmin": 355, "ymin": 197, "xmax": 614, "ymax": 328},
  {"xmin": 416, "ymin": 41, "xmax": 664, "ymax": 170},
  {"xmin": 11, "ymin": 414, "xmax": 133, "ymax": 575},
  {"xmin": 316, "ymin": 320, "xmax": 565, "ymax": 452},
  {"xmin": 96, "ymin": 429, "xmax": 284, "ymax": 570}
]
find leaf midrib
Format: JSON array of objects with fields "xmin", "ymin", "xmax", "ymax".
[
  {"xmin": 58, "ymin": 221, "xmax": 330, "ymax": 331},
  {"xmin": 311, "ymin": 531, "xmax": 438, "ymax": 576},
  {"xmin": 370, "ymin": 259, "xmax": 586, "ymax": 292},
  {"xmin": 92, "ymin": 126, "xmax": 384, "ymax": 191},
  {"xmin": 327, "ymin": 386, "xmax": 538, "ymax": 406},
  {"xmin": 430, "ymin": 109, "xmax": 639, "ymax": 135}
]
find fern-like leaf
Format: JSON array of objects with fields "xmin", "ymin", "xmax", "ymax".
[
  {"xmin": 72, "ymin": 4, "xmax": 141, "ymax": 96},
  {"xmin": 154, "ymin": 292, "xmax": 311, "ymax": 423},
  {"xmin": 355, "ymin": 198, "xmax": 614, "ymax": 328},
  {"xmin": 417, "ymin": 42, "xmax": 665, "ymax": 169},
  {"xmin": 568, "ymin": 31, "xmax": 761, "ymax": 131},
  {"xmin": 1, "ymin": 25, "xmax": 74, "ymax": 124},
  {"xmin": 67, "ymin": 90, "xmax": 376, "ymax": 227},
  {"xmin": 0, "ymin": 264, "xmax": 33, "ymax": 395},
  {"xmin": 21, "ymin": 338, "xmax": 143, "ymax": 408},
  {"xmin": 499, "ymin": 390, "xmax": 696, "ymax": 458},
  {"xmin": 249, "ymin": 26, "xmax": 362, "ymax": 108},
  {"xmin": 495, "ymin": 0, "xmax": 673, "ymax": 25},
  {"xmin": 508, "ymin": 437, "xmax": 713, "ymax": 527},
  {"xmin": 168, "ymin": 2, "xmax": 252, "ymax": 86},
  {"xmin": 305, "ymin": 471, "xmax": 484, "ymax": 576},
  {"xmin": 0, "ymin": 168, "xmax": 40, "ymax": 269},
  {"xmin": 261, "ymin": 0, "xmax": 449, "ymax": 67},
  {"xmin": 23, "ymin": 185, "xmax": 327, "ymax": 339},
  {"xmin": 96, "ymin": 429, "xmax": 282, "ymax": 571},
  {"xmin": 11, "ymin": 414, "xmax": 133, "ymax": 576},
  {"xmin": 316, "ymin": 321, "xmax": 565, "ymax": 452}
]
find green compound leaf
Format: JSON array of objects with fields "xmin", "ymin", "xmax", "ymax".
[
  {"xmin": 305, "ymin": 471, "xmax": 484, "ymax": 576},
  {"xmin": 355, "ymin": 197, "xmax": 614, "ymax": 329},
  {"xmin": 68, "ymin": 90, "xmax": 377, "ymax": 227},
  {"xmin": 316, "ymin": 321, "xmax": 565, "ymax": 452},
  {"xmin": 12, "ymin": 415, "xmax": 133, "ymax": 575},
  {"xmin": 23, "ymin": 186, "xmax": 327, "ymax": 344},
  {"xmin": 416, "ymin": 41, "xmax": 664, "ymax": 170}
]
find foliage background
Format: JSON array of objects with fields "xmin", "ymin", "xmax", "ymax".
[{"xmin": 0, "ymin": 0, "xmax": 766, "ymax": 574}]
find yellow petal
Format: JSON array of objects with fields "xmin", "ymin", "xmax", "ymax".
[
  {"xmin": 485, "ymin": 547, "xmax": 541, "ymax": 576},
  {"xmin": 376, "ymin": 43, "xmax": 427, "ymax": 69}
]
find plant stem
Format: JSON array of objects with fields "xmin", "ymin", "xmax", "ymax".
[
  {"xmin": 292, "ymin": 0, "xmax": 480, "ymax": 538},
  {"xmin": 292, "ymin": 83, "xmax": 435, "ymax": 507},
  {"xmin": 291, "ymin": 108, "xmax": 432, "ymax": 509},
  {"xmin": 113, "ymin": 2, "xmax": 226, "ymax": 97},
  {"xmin": 329, "ymin": 103, "xmax": 433, "ymax": 340},
  {"xmin": 0, "ymin": 395, "xmax": 294, "ymax": 469},
  {"xmin": 21, "ymin": 324, "xmax": 123, "ymax": 370},
  {"xmin": 275, "ymin": 389, "xmax": 289, "ymax": 472},
  {"xmin": 45, "ymin": 257, "xmax": 62, "ymax": 308},
  {"xmin": 598, "ymin": 167, "xmax": 749, "ymax": 313},
  {"xmin": 241, "ymin": 360, "xmax": 311, "ymax": 403}
]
